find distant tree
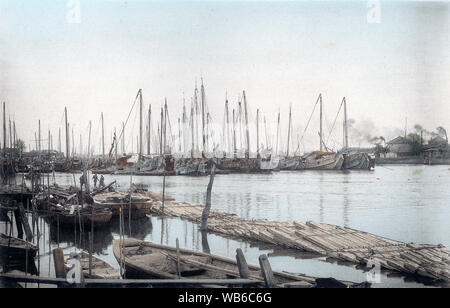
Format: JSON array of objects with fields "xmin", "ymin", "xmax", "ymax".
[
  {"xmin": 369, "ymin": 136, "xmax": 385, "ymax": 146},
  {"xmin": 14, "ymin": 139, "xmax": 26, "ymax": 152},
  {"xmin": 436, "ymin": 126, "xmax": 448, "ymax": 143},
  {"xmin": 406, "ymin": 133, "xmax": 423, "ymax": 156},
  {"xmin": 371, "ymin": 136, "xmax": 388, "ymax": 157},
  {"xmin": 374, "ymin": 144, "xmax": 389, "ymax": 157}
]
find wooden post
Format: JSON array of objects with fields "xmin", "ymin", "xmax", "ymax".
[
  {"xmin": 88, "ymin": 232, "xmax": 93, "ymax": 277},
  {"xmin": 176, "ymin": 238, "xmax": 181, "ymax": 279},
  {"xmin": 18, "ymin": 203, "xmax": 32, "ymax": 242},
  {"xmin": 53, "ymin": 248, "xmax": 66, "ymax": 279},
  {"xmin": 258, "ymin": 254, "xmax": 275, "ymax": 287},
  {"xmin": 200, "ymin": 163, "xmax": 216, "ymax": 231},
  {"xmin": 236, "ymin": 248, "xmax": 250, "ymax": 279},
  {"xmin": 13, "ymin": 204, "xmax": 24, "ymax": 240}
]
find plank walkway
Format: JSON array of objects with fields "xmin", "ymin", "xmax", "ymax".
[{"xmin": 149, "ymin": 193, "xmax": 450, "ymax": 283}]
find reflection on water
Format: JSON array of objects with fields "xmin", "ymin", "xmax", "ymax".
[
  {"xmin": 92, "ymin": 165, "xmax": 450, "ymax": 248},
  {"xmin": 5, "ymin": 165, "xmax": 450, "ymax": 288}
]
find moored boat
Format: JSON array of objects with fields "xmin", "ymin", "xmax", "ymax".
[
  {"xmin": 0, "ymin": 234, "xmax": 38, "ymax": 263},
  {"xmin": 112, "ymin": 238, "xmax": 368, "ymax": 288},
  {"xmin": 93, "ymin": 191, "xmax": 152, "ymax": 218}
]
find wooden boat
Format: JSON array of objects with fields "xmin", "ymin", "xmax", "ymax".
[
  {"xmin": 303, "ymin": 151, "xmax": 344, "ymax": 170},
  {"xmin": 46, "ymin": 205, "xmax": 113, "ymax": 228},
  {"xmin": 64, "ymin": 251, "xmax": 120, "ymax": 279},
  {"xmin": 0, "ymin": 233, "xmax": 38, "ymax": 262},
  {"xmin": 277, "ymin": 156, "xmax": 305, "ymax": 170},
  {"xmin": 342, "ymin": 152, "xmax": 375, "ymax": 170},
  {"xmin": 93, "ymin": 191, "xmax": 152, "ymax": 218},
  {"xmin": 113, "ymin": 238, "xmax": 368, "ymax": 288}
]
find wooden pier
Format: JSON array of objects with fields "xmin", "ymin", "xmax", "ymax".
[{"xmin": 149, "ymin": 194, "xmax": 450, "ymax": 283}]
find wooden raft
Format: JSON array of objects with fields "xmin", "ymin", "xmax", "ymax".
[{"xmin": 149, "ymin": 195, "xmax": 450, "ymax": 283}]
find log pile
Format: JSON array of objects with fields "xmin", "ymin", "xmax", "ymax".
[{"xmin": 150, "ymin": 195, "xmax": 450, "ymax": 283}]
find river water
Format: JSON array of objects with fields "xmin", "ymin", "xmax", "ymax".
[{"xmin": 5, "ymin": 165, "xmax": 450, "ymax": 287}]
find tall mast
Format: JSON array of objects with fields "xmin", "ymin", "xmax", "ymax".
[
  {"xmin": 9, "ymin": 117, "xmax": 11, "ymax": 148},
  {"xmin": 264, "ymin": 116, "xmax": 268, "ymax": 152},
  {"xmin": 243, "ymin": 91, "xmax": 250, "ymax": 158},
  {"xmin": 275, "ymin": 110, "xmax": 280, "ymax": 156},
  {"xmin": 114, "ymin": 128, "xmax": 118, "ymax": 160},
  {"xmin": 178, "ymin": 118, "xmax": 181, "ymax": 153},
  {"xmin": 58, "ymin": 128, "xmax": 61, "ymax": 152},
  {"xmin": 71, "ymin": 125, "xmax": 74, "ymax": 157},
  {"xmin": 148, "ymin": 104, "xmax": 151, "ymax": 155},
  {"xmin": 194, "ymin": 84, "xmax": 199, "ymax": 152},
  {"xmin": 48, "ymin": 130, "xmax": 50, "ymax": 154},
  {"xmin": 287, "ymin": 105, "xmax": 292, "ymax": 157},
  {"xmin": 319, "ymin": 94, "xmax": 323, "ymax": 152},
  {"xmin": 163, "ymin": 98, "xmax": 168, "ymax": 155},
  {"xmin": 160, "ymin": 107, "xmax": 164, "ymax": 156},
  {"xmin": 38, "ymin": 120, "xmax": 41, "ymax": 151},
  {"xmin": 201, "ymin": 80, "xmax": 206, "ymax": 155},
  {"xmin": 343, "ymin": 97, "xmax": 349, "ymax": 149},
  {"xmin": 13, "ymin": 120, "xmax": 16, "ymax": 148},
  {"xmin": 2, "ymin": 102, "xmax": 6, "ymax": 150},
  {"xmin": 225, "ymin": 99, "xmax": 230, "ymax": 154},
  {"xmin": 182, "ymin": 101, "xmax": 187, "ymax": 154},
  {"xmin": 88, "ymin": 121, "xmax": 92, "ymax": 159},
  {"xmin": 190, "ymin": 99, "xmax": 194, "ymax": 158},
  {"xmin": 206, "ymin": 113, "xmax": 210, "ymax": 153},
  {"xmin": 139, "ymin": 89, "xmax": 143, "ymax": 160},
  {"xmin": 122, "ymin": 122, "xmax": 125, "ymax": 154},
  {"xmin": 238, "ymin": 101, "xmax": 243, "ymax": 150},
  {"xmin": 232, "ymin": 109, "xmax": 237, "ymax": 158},
  {"xmin": 65, "ymin": 107, "xmax": 69, "ymax": 158},
  {"xmin": 256, "ymin": 109, "xmax": 260, "ymax": 159},
  {"xmin": 101, "ymin": 112, "xmax": 105, "ymax": 159},
  {"xmin": 34, "ymin": 132, "xmax": 38, "ymax": 151}
]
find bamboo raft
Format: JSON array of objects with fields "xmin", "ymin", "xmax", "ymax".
[{"xmin": 149, "ymin": 196, "xmax": 450, "ymax": 283}]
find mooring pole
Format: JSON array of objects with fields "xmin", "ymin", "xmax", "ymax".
[{"xmin": 200, "ymin": 163, "xmax": 216, "ymax": 231}]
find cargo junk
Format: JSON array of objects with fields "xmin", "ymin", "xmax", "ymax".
[{"xmin": 8, "ymin": 84, "xmax": 374, "ymax": 178}]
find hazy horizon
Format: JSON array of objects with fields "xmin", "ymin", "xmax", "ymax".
[{"xmin": 1, "ymin": 0, "xmax": 449, "ymax": 154}]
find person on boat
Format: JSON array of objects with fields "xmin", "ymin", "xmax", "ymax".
[
  {"xmin": 79, "ymin": 174, "xmax": 85, "ymax": 189},
  {"xmin": 99, "ymin": 175, "xmax": 105, "ymax": 188},
  {"xmin": 93, "ymin": 173, "xmax": 98, "ymax": 188}
]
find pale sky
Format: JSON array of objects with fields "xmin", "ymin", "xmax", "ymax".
[{"xmin": 1, "ymin": 0, "xmax": 449, "ymax": 154}]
